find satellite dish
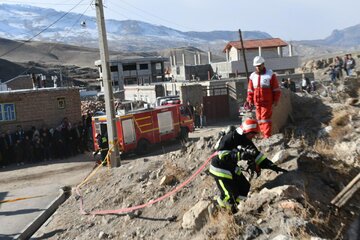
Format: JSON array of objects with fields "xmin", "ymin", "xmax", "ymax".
[{"xmin": 80, "ymin": 21, "xmax": 86, "ymax": 27}]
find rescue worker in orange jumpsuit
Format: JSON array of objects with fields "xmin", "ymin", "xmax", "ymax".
[{"xmin": 246, "ymin": 56, "xmax": 281, "ymax": 138}]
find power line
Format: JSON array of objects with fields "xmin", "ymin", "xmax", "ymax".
[
  {"xmin": 121, "ymin": 0, "xmax": 194, "ymax": 31},
  {"xmin": 106, "ymin": 0, "xmax": 195, "ymax": 31},
  {"xmin": 0, "ymin": 0, "xmax": 88, "ymax": 58},
  {"xmin": 0, "ymin": 2, "xmax": 67, "ymax": 37},
  {"xmin": 0, "ymin": 1, "xmax": 89, "ymax": 5},
  {"xmin": 12, "ymin": 0, "xmax": 95, "ymax": 77}
]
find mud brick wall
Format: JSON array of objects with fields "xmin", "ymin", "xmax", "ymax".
[{"xmin": 0, "ymin": 88, "xmax": 81, "ymax": 132}]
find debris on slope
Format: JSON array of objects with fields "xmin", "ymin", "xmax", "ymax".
[{"xmin": 34, "ymin": 77, "xmax": 360, "ymax": 240}]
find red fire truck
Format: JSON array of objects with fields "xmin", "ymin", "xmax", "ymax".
[{"xmin": 92, "ymin": 104, "xmax": 194, "ymax": 155}]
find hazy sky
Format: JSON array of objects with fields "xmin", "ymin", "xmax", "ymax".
[{"xmin": 2, "ymin": 0, "xmax": 360, "ymax": 40}]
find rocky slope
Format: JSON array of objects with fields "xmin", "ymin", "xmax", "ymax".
[{"xmin": 33, "ymin": 74, "xmax": 360, "ymax": 239}]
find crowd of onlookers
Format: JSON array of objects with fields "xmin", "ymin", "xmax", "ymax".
[
  {"xmin": 0, "ymin": 113, "xmax": 94, "ymax": 168},
  {"xmin": 329, "ymin": 54, "xmax": 357, "ymax": 82},
  {"xmin": 280, "ymin": 74, "xmax": 316, "ymax": 93},
  {"xmin": 185, "ymin": 101, "xmax": 206, "ymax": 129}
]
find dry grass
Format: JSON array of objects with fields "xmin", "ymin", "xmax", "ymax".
[
  {"xmin": 329, "ymin": 110, "xmax": 352, "ymax": 139},
  {"xmin": 163, "ymin": 160, "xmax": 188, "ymax": 179},
  {"xmin": 313, "ymin": 139, "xmax": 336, "ymax": 157},
  {"xmin": 330, "ymin": 110, "xmax": 350, "ymax": 127},
  {"xmin": 206, "ymin": 210, "xmax": 239, "ymax": 240}
]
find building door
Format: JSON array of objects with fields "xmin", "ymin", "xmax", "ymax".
[{"xmin": 202, "ymin": 87, "xmax": 229, "ymax": 124}]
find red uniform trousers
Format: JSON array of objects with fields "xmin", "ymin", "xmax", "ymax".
[{"xmin": 255, "ymin": 104, "xmax": 272, "ymax": 138}]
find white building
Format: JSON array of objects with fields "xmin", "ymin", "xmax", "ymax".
[
  {"xmin": 169, "ymin": 38, "xmax": 300, "ymax": 81},
  {"xmin": 212, "ymin": 38, "xmax": 299, "ymax": 78},
  {"xmin": 95, "ymin": 56, "xmax": 168, "ymax": 99}
]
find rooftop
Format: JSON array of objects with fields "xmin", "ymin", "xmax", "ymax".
[{"xmin": 223, "ymin": 38, "xmax": 288, "ymax": 52}]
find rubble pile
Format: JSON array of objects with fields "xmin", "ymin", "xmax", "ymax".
[
  {"xmin": 34, "ymin": 124, "xmax": 359, "ymax": 239},
  {"xmin": 34, "ymin": 73, "xmax": 360, "ymax": 240},
  {"xmin": 81, "ymin": 100, "xmax": 105, "ymax": 115},
  {"xmin": 80, "ymin": 100, "xmax": 147, "ymax": 116}
]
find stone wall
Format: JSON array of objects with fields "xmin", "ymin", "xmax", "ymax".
[
  {"xmin": 179, "ymin": 84, "xmax": 203, "ymax": 106},
  {"xmin": 272, "ymin": 89, "xmax": 292, "ymax": 134},
  {"xmin": 6, "ymin": 76, "xmax": 33, "ymax": 90},
  {"xmin": 0, "ymin": 88, "xmax": 81, "ymax": 132}
]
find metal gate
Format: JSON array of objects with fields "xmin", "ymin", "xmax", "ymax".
[{"xmin": 202, "ymin": 86, "xmax": 229, "ymax": 124}]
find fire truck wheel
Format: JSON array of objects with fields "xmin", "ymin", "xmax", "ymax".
[
  {"xmin": 136, "ymin": 139, "xmax": 150, "ymax": 155},
  {"xmin": 180, "ymin": 127, "xmax": 189, "ymax": 141}
]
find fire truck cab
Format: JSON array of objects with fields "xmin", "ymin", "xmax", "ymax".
[{"xmin": 92, "ymin": 103, "xmax": 194, "ymax": 155}]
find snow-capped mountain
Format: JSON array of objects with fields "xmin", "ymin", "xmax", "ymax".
[{"xmin": 0, "ymin": 4, "xmax": 271, "ymax": 52}]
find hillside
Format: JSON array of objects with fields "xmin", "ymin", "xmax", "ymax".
[
  {"xmin": 0, "ymin": 37, "xmax": 226, "ymax": 82},
  {"xmin": 298, "ymin": 24, "xmax": 360, "ymax": 47},
  {"xmin": 0, "ymin": 58, "xmax": 26, "ymax": 83},
  {"xmin": 33, "ymin": 73, "xmax": 360, "ymax": 239}
]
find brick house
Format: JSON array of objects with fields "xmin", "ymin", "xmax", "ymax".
[
  {"xmin": 0, "ymin": 88, "xmax": 81, "ymax": 132},
  {"xmin": 4, "ymin": 75, "xmax": 33, "ymax": 90}
]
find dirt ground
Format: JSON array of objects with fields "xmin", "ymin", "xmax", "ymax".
[
  {"xmin": 30, "ymin": 97, "xmax": 360, "ymax": 240},
  {"xmin": 3, "ymin": 76, "xmax": 360, "ymax": 240}
]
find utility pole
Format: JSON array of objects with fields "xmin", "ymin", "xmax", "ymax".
[
  {"xmin": 95, "ymin": 0, "xmax": 121, "ymax": 167},
  {"xmin": 238, "ymin": 29, "xmax": 250, "ymax": 81}
]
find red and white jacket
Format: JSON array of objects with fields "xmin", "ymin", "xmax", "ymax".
[{"xmin": 246, "ymin": 68, "xmax": 281, "ymax": 107}]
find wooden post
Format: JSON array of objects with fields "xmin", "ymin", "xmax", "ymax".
[{"xmin": 331, "ymin": 173, "xmax": 360, "ymax": 208}]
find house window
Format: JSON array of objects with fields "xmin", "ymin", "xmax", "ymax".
[
  {"xmin": 110, "ymin": 65, "xmax": 118, "ymax": 72},
  {"xmin": 139, "ymin": 64, "xmax": 148, "ymax": 70},
  {"xmin": 0, "ymin": 103, "xmax": 16, "ymax": 121},
  {"xmin": 57, "ymin": 97, "xmax": 66, "ymax": 109},
  {"xmin": 123, "ymin": 64, "xmax": 136, "ymax": 71}
]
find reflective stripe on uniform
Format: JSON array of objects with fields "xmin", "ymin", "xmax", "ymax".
[
  {"xmin": 255, "ymin": 153, "xmax": 267, "ymax": 165},
  {"xmin": 216, "ymin": 196, "xmax": 232, "ymax": 210},
  {"xmin": 258, "ymin": 119, "xmax": 272, "ymax": 123},
  {"xmin": 219, "ymin": 180, "xmax": 231, "ymax": 204},
  {"xmin": 273, "ymin": 87, "xmax": 281, "ymax": 92},
  {"xmin": 242, "ymin": 123, "xmax": 258, "ymax": 130},
  {"xmin": 218, "ymin": 150, "xmax": 231, "ymax": 160},
  {"xmin": 236, "ymin": 195, "xmax": 247, "ymax": 203},
  {"xmin": 209, "ymin": 165, "xmax": 233, "ymax": 179},
  {"xmin": 235, "ymin": 166, "xmax": 242, "ymax": 176}
]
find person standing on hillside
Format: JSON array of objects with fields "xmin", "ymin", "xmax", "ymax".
[
  {"xmin": 334, "ymin": 56, "xmax": 343, "ymax": 79},
  {"xmin": 246, "ymin": 56, "xmax": 281, "ymax": 138},
  {"xmin": 343, "ymin": 54, "xmax": 349, "ymax": 76},
  {"xmin": 287, "ymin": 78, "xmax": 296, "ymax": 92},
  {"xmin": 345, "ymin": 54, "xmax": 356, "ymax": 76}
]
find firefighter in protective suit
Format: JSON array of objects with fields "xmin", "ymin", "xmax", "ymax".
[
  {"xmin": 209, "ymin": 119, "xmax": 287, "ymax": 213},
  {"xmin": 247, "ymin": 56, "xmax": 281, "ymax": 138},
  {"xmin": 94, "ymin": 132, "xmax": 109, "ymax": 166}
]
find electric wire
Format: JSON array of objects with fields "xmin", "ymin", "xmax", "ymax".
[
  {"xmin": 0, "ymin": 1, "xmax": 89, "ymax": 6},
  {"xmin": 115, "ymin": 0, "xmax": 194, "ymax": 31},
  {"xmin": 105, "ymin": 0, "xmax": 194, "ymax": 32},
  {"xmin": 0, "ymin": 0, "xmax": 88, "ymax": 58},
  {"xmin": 2, "ymin": 0, "xmax": 95, "ymax": 79}
]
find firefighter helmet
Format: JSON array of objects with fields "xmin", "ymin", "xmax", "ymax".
[
  {"xmin": 253, "ymin": 56, "xmax": 265, "ymax": 66},
  {"xmin": 236, "ymin": 119, "xmax": 259, "ymax": 134}
]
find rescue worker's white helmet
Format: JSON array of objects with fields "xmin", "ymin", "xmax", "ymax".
[{"xmin": 253, "ymin": 56, "xmax": 265, "ymax": 66}]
